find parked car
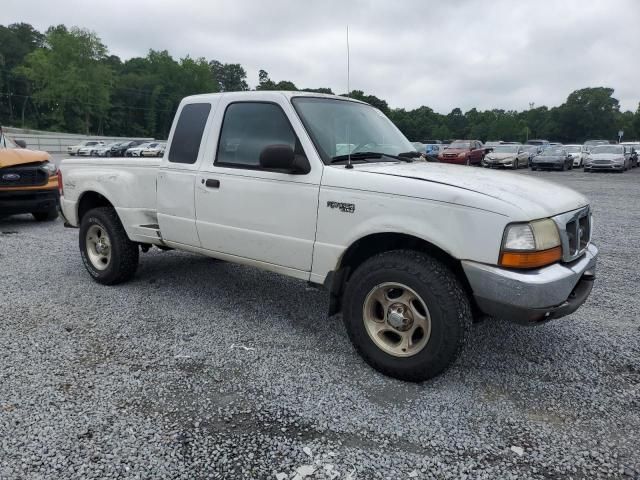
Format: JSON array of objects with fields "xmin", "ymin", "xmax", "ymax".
[
  {"xmin": 109, "ymin": 140, "xmax": 147, "ymax": 157},
  {"xmin": 91, "ymin": 142, "xmax": 121, "ymax": 157},
  {"xmin": 584, "ymin": 144, "xmax": 631, "ymax": 172},
  {"xmin": 0, "ymin": 126, "xmax": 59, "ymax": 221},
  {"xmin": 437, "ymin": 140, "xmax": 486, "ymax": 166},
  {"xmin": 77, "ymin": 141, "xmax": 111, "ymax": 157},
  {"xmin": 126, "ymin": 142, "xmax": 156, "ymax": 157},
  {"xmin": 484, "ymin": 141, "xmax": 503, "ymax": 149},
  {"xmin": 526, "ymin": 139, "xmax": 550, "ymax": 146},
  {"xmin": 58, "ymin": 91, "xmax": 598, "ymax": 382},
  {"xmin": 67, "ymin": 140, "xmax": 104, "ymax": 156},
  {"xmin": 584, "ymin": 140, "xmax": 610, "ymax": 149},
  {"xmin": 620, "ymin": 142, "xmax": 640, "ymax": 168},
  {"xmin": 564, "ymin": 145, "xmax": 586, "ymax": 167},
  {"xmin": 482, "ymin": 144, "xmax": 530, "ymax": 169},
  {"xmin": 411, "ymin": 142, "xmax": 426, "ymax": 154},
  {"xmin": 417, "ymin": 140, "xmax": 442, "ymax": 157},
  {"xmin": 530, "ymin": 147, "xmax": 573, "ymax": 171},
  {"xmin": 523, "ymin": 144, "xmax": 541, "ymax": 160},
  {"xmin": 141, "ymin": 142, "xmax": 167, "ymax": 157}
]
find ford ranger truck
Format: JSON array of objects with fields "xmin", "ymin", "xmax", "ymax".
[
  {"xmin": 0, "ymin": 127, "xmax": 59, "ymax": 221},
  {"xmin": 58, "ymin": 92, "xmax": 598, "ymax": 382}
]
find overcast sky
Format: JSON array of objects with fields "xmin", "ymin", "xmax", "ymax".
[{"xmin": 4, "ymin": 0, "xmax": 639, "ymax": 113}]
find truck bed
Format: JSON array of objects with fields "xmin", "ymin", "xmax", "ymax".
[{"xmin": 60, "ymin": 157, "xmax": 162, "ymax": 244}]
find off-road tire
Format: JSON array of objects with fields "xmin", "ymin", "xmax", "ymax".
[
  {"xmin": 79, "ymin": 207, "xmax": 139, "ymax": 285},
  {"xmin": 32, "ymin": 209, "xmax": 59, "ymax": 222},
  {"xmin": 342, "ymin": 250, "xmax": 472, "ymax": 382}
]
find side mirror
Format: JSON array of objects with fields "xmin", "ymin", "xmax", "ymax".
[
  {"xmin": 259, "ymin": 144, "xmax": 308, "ymax": 174},
  {"xmin": 15, "ymin": 139, "xmax": 27, "ymax": 148}
]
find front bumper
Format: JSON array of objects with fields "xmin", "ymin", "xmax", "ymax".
[
  {"xmin": 462, "ymin": 244, "xmax": 598, "ymax": 324},
  {"xmin": 586, "ymin": 163, "xmax": 624, "ymax": 171},
  {"xmin": 532, "ymin": 161, "xmax": 563, "ymax": 169},
  {"xmin": 0, "ymin": 188, "xmax": 60, "ymax": 215}
]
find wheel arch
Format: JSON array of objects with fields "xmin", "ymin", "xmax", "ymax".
[
  {"xmin": 77, "ymin": 190, "xmax": 116, "ymax": 223},
  {"xmin": 326, "ymin": 231, "xmax": 475, "ymax": 316}
]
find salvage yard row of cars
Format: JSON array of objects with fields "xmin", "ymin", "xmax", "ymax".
[
  {"xmin": 68, "ymin": 140, "xmax": 167, "ymax": 157},
  {"xmin": 412, "ymin": 138, "xmax": 640, "ymax": 172}
]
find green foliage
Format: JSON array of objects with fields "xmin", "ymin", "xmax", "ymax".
[
  {"xmin": 209, "ymin": 60, "xmax": 248, "ymax": 91},
  {"xmin": 1, "ymin": 22, "xmax": 638, "ymax": 143},
  {"xmin": 15, "ymin": 25, "xmax": 111, "ymax": 133}
]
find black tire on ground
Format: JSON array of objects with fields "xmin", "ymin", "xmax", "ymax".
[
  {"xmin": 342, "ymin": 250, "xmax": 472, "ymax": 382},
  {"xmin": 531, "ymin": 167, "xmax": 537, "ymax": 171},
  {"xmin": 32, "ymin": 209, "xmax": 59, "ymax": 222},
  {"xmin": 79, "ymin": 207, "xmax": 139, "ymax": 285},
  {"xmin": 512, "ymin": 159, "xmax": 518, "ymax": 170}
]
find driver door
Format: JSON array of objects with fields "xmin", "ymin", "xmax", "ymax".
[{"xmin": 194, "ymin": 96, "xmax": 322, "ymax": 277}]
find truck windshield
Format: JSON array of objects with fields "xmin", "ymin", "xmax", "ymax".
[{"xmin": 291, "ymin": 97, "xmax": 414, "ymax": 164}]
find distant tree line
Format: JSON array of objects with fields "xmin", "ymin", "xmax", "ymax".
[{"xmin": 1, "ymin": 22, "xmax": 639, "ymax": 143}]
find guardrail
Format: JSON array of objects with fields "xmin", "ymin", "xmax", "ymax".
[{"xmin": 3, "ymin": 127, "xmax": 154, "ymax": 154}]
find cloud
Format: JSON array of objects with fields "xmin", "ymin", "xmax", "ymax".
[{"xmin": 4, "ymin": 0, "xmax": 639, "ymax": 112}]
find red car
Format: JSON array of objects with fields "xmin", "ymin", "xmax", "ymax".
[{"xmin": 438, "ymin": 140, "xmax": 486, "ymax": 166}]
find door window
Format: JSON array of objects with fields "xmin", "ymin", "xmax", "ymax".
[{"xmin": 216, "ymin": 102, "xmax": 305, "ymax": 169}]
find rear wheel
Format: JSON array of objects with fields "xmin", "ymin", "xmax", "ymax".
[
  {"xmin": 32, "ymin": 209, "xmax": 58, "ymax": 222},
  {"xmin": 79, "ymin": 207, "xmax": 139, "ymax": 285},
  {"xmin": 342, "ymin": 250, "xmax": 472, "ymax": 382}
]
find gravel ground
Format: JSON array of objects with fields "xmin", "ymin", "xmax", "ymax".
[{"xmin": 1, "ymin": 167, "xmax": 639, "ymax": 479}]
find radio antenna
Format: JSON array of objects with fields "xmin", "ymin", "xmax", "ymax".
[{"xmin": 345, "ymin": 25, "xmax": 353, "ymax": 169}]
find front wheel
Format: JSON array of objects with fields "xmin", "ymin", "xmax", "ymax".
[
  {"xmin": 342, "ymin": 250, "xmax": 472, "ymax": 382},
  {"xmin": 79, "ymin": 207, "xmax": 139, "ymax": 285}
]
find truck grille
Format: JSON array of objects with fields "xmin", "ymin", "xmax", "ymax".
[
  {"xmin": 554, "ymin": 206, "xmax": 591, "ymax": 262},
  {"xmin": 0, "ymin": 164, "xmax": 49, "ymax": 187}
]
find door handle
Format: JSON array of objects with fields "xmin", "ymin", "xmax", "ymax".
[{"xmin": 203, "ymin": 178, "xmax": 220, "ymax": 188}]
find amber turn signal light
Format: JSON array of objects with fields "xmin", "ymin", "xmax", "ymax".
[{"xmin": 499, "ymin": 246, "xmax": 562, "ymax": 269}]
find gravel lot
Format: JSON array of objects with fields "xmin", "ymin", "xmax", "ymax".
[{"xmin": 1, "ymin": 167, "xmax": 639, "ymax": 479}]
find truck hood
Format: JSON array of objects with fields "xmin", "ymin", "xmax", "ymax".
[
  {"xmin": 0, "ymin": 148, "xmax": 50, "ymax": 168},
  {"xmin": 352, "ymin": 162, "xmax": 588, "ymax": 218}
]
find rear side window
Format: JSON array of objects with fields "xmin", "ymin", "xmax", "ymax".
[
  {"xmin": 168, "ymin": 103, "xmax": 211, "ymax": 164},
  {"xmin": 216, "ymin": 102, "xmax": 298, "ymax": 167}
]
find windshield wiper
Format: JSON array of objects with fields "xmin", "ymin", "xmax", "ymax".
[
  {"xmin": 329, "ymin": 152, "xmax": 383, "ymax": 164},
  {"xmin": 330, "ymin": 151, "xmax": 415, "ymax": 164}
]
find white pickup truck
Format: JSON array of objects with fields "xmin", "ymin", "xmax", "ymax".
[{"xmin": 59, "ymin": 91, "xmax": 598, "ymax": 381}]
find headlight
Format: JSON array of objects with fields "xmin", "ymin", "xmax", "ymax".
[
  {"xmin": 614, "ymin": 157, "xmax": 624, "ymax": 164},
  {"xmin": 41, "ymin": 161, "xmax": 58, "ymax": 176},
  {"xmin": 499, "ymin": 219, "xmax": 562, "ymax": 268}
]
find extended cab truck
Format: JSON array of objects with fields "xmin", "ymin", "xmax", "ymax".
[
  {"xmin": 59, "ymin": 91, "xmax": 598, "ymax": 382},
  {"xmin": 0, "ymin": 127, "xmax": 60, "ymax": 221}
]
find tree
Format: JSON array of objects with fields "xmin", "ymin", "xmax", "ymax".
[
  {"xmin": 556, "ymin": 87, "xmax": 620, "ymax": 142},
  {"xmin": 343, "ymin": 90, "xmax": 389, "ymax": 114},
  {"xmin": 15, "ymin": 25, "xmax": 112, "ymax": 133},
  {"xmin": 256, "ymin": 69, "xmax": 277, "ymax": 90},
  {"xmin": 209, "ymin": 60, "xmax": 248, "ymax": 91},
  {"xmin": 0, "ymin": 23, "xmax": 44, "ymax": 125}
]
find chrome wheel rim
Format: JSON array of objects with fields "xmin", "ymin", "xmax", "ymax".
[
  {"xmin": 86, "ymin": 225, "xmax": 111, "ymax": 271},
  {"xmin": 362, "ymin": 282, "xmax": 432, "ymax": 358}
]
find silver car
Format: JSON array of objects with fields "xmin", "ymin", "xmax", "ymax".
[
  {"xmin": 584, "ymin": 144, "xmax": 631, "ymax": 172},
  {"xmin": 483, "ymin": 144, "xmax": 529, "ymax": 169}
]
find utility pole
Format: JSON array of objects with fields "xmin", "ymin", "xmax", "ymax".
[{"xmin": 526, "ymin": 102, "xmax": 534, "ymax": 142}]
